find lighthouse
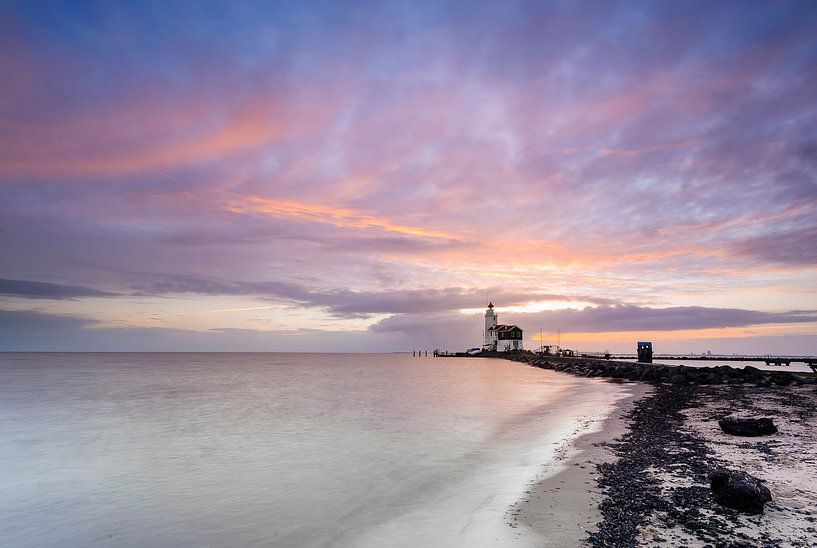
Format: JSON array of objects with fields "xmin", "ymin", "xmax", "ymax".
[
  {"xmin": 484, "ymin": 302, "xmax": 497, "ymax": 348},
  {"xmin": 482, "ymin": 302, "xmax": 524, "ymax": 352}
]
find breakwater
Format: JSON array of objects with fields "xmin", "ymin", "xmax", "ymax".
[
  {"xmin": 503, "ymin": 354, "xmax": 817, "ymax": 545},
  {"xmin": 505, "ymin": 355, "xmax": 817, "ymax": 386}
]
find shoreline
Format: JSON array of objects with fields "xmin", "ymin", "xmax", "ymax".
[
  {"xmin": 506, "ymin": 356, "xmax": 817, "ymax": 547},
  {"xmin": 509, "ymin": 380, "xmax": 650, "ymax": 547}
]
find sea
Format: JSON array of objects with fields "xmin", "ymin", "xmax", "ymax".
[{"xmin": 0, "ymin": 353, "xmax": 633, "ymax": 547}]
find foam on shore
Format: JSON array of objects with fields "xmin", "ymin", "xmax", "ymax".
[{"xmin": 509, "ymin": 382, "xmax": 650, "ymax": 546}]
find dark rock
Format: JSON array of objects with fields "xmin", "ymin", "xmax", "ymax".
[
  {"xmin": 702, "ymin": 373, "xmax": 719, "ymax": 384},
  {"xmin": 507, "ymin": 355, "xmax": 809, "ymax": 391},
  {"xmin": 718, "ymin": 417, "xmax": 777, "ymax": 437},
  {"xmin": 709, "ymin": 469, "xmax": 772, "ymax": 514}
]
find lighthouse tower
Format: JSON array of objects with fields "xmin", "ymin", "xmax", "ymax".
[{"xmin": 483, "ymin": 302, "xmax": 498, "ymax": 350}]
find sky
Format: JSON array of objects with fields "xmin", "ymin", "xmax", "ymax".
[{"xmin": 1, "ymin": 0, "xmax": 816, "ymax": 353}]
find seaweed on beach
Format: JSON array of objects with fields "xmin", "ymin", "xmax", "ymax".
[{"xmin": 586, "ymin": 383, "xmax": 783, "ymax": 548}]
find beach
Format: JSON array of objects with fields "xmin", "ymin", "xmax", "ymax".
[
  {"xmin": 510, "ymin": 355, "xmax": 817, "ymax": 547},
  {"xmin": 509, "ymin": 382, "xmax": 650, "ymax": 546}
]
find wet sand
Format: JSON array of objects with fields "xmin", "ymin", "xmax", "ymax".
[{"xmin": 507, "ymin": 381, "xmax": 650, "ymax": 547}]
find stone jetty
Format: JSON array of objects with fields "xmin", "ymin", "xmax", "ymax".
[{"xmin": 505, "ymin": 355, "xmax": 816, "ymax": 386}]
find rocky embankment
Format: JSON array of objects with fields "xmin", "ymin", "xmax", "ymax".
[
  {"xmin": 507, "ymin": 355, "xmax": 816, "ymax": 386},
  {"xmin": 504, "ymin": 355, "xmax": 817, "ymax": 546}
]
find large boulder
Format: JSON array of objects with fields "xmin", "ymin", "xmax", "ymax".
[
  {"xmin": 718, "ymin": 417, "xmax": 777, "ymax": 437},
  {"xmin": 710, "ymin": 469, "xmax": 772, "ymax": 514}
]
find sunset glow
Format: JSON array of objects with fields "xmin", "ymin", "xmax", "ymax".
[{"xmin": 1, "ymin": 1, "xmax": 816, "ymax": 353}]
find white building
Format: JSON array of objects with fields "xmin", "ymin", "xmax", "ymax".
[{"xmin": 482, "ymin": 302, "xmax": 524, "ymax": 351}]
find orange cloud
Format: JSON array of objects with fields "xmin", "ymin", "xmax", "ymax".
[{"xmin": 221, "ymin": 193, "xmax": 460, "ymax": 240}]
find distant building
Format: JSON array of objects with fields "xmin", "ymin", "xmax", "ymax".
[
  {"xmin": 483, "ymin": 303, "xmax": 524, "ymax": 351},
  {"xmin": 637, "ymin": 341, "xmax": 653, "ymax": 363}
]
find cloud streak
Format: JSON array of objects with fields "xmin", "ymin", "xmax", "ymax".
[
  {"xmin": 129, "ymin": 273, "xmax": 616, "ymax": 316},
  {"xmin": 0, "ymin": 278, "xmax": 117, "ymax": 299},
  {"xmin": 221, "ymin": 193, "xmax": 460, "ymax": 241}
]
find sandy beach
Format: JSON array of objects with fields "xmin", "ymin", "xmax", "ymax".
[
  {"xmin": 509, "ymin": 381, "xmax": 651, "ymax": 547},
  {"xmin": 506, "ymin": 356, "xmax": 817, "ymax": 547}
]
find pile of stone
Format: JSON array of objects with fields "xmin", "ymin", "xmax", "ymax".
[
  {"xmin": 509, "ymin": 356, "xmax": 816, "ymax": 386},
  {"xmin": 709, "ymin": 469, "xmax": 773, "ymax": 515},
  {"xmin": 718, "ymin": 417, "xmax": 778, "ymax": 436},
  {"xmin": 708, "ymin": 418, "xmax": 777, "ymax": 514}
]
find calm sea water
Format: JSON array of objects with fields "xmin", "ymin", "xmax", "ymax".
[{"xmin": 0, "ymin": 353, "xmax": 632, "ymax": 547}]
